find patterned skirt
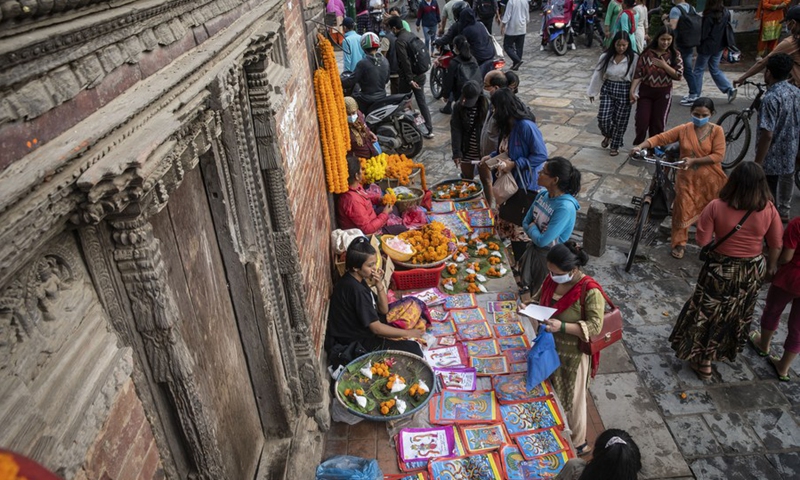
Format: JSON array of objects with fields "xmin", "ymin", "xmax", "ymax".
[{"xmin": 669, "ymin": 252, "xmax": 765, "ymax": 362}]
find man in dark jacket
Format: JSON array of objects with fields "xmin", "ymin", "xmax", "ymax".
[
  {"xmin": 435, "ymin": 8, "xmax": 497, "ymax": 76},
  {"xmin": 440, "ymin": 35, "xmax": 482, "ymax": 114},
  {"xmin": 451, "ymin": 80, "xmax": 489, "ymax": 178},
  {"xmin": 473, "ymin": 0, "xmax": 500, "ymax": 34},
  {"xmin": 352, "ymin": 32, "xmax": 390, "ymax": 112},
  {"xmin": 388, "ymin": 16, "xmax": 435, "ymax": 138},
  {"xmin": 689, "ymin": 4, "xmax": 736, "ymax": 104}
]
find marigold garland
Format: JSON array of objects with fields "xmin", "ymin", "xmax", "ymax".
[{"xmin": 314, "ymin": 34, "xmax": 349, "ymax": 193}]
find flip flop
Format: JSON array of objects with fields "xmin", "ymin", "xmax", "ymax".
[
  {"xmin": 690, "ymin": 361, "xmax": 712, "ymax": 380},
  {"xmin": 575, "ymin": 442, "xmax": 593, "ymax": 456},
  {"xmin": 767, "ymin": 356, "xmax": 790, "ymax": 382},
  {"xmin": 748, "ymin": 331, "xmax": 769, "ymax": 357},
  {"xmin": 671, "ymin": 246, "xmax": 685, "ymax": 259},
  {"xmin": 609, "ymin": 149, "xmax": 619, "ymax": 156},
  {"xmin": 601, "ymin": 138, "xmax": 610, "ymax": 149}
]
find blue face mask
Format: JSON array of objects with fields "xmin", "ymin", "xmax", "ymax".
[
  {"xmin": 347, "ymin": 114, "xmax": 358, "ymax": 123},
  {"xmin": 691, "ymin": 115, "xmax": 710, "ymax": 127}
]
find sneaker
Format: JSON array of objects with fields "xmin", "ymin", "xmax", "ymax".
[
  {"xmin": 439, "ymin": 105, "xmax": 452, "ymax": 114},
  {"xmin": 680, "ymin": 95, "xmax": 697, "ymax": 106},
  {"xmin": 423, "ymin": 131, "xmax": 435, "ymax": 139},
  {"xmin": 569, "ymin": 43, "xmax": 576, "ymax": 50},
  {"xmin": 511, "ymin": 61, "xmax": 523, "ymax": 71},
  {"xmin": 540, "ymin": 45, "xmax": 545, "ymax": 51},
  {"xmin": 727, "ymin": 88, "xmax": 738, "ymax": 103}
]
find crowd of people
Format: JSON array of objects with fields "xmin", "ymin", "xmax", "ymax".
[{"xmin": 325, "ymin": 0, "xmax": 800, "ymax": 474}]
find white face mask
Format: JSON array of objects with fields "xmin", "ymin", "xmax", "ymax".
[
  {"xmin": 347, "ymin": 114, "xmax": 358, "ymax": 123},
  {"xmin": 550, "ymin": 271, "xmax": 573, "ymax": 284}
]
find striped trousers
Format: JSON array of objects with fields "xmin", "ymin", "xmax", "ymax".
[{"xmin": 597, "ymin": 80, "xmax": 632, "ymax": 151}]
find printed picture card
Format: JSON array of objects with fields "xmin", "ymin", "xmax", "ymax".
[
  {"xmin": 436, "ymin": 367, "xmax": 477, "ymax": 391},
  {"xmin": 459, "ymin": 424, "xmax": 511, "ymax": 454},
  {"xmin": 470, "ymin": 355, "xmax": 510, "ymax": 376},
  {"xmin": 493, "ymin": 322, "xmax": 524, "ymax": 338},
  {"xmin": 486, "ymin": 300, "xmax": 518, "ymax": 314},
  {"xmin": 500, "ymin": 399, "xmax": 564, "ymax": 435},
  {"xmin": 520, "ymin": 451, "xmax": 571, "ymax": 478},
  {"xmin": 456, "ymin": 321, "xmax": 493, "ymax": 341},
  {"xmin": 428, "ymin": 453, "xmax": 502, "ymax": 480},
  {"xmin": 429, "ymin": 319, "xmax": 456, "ymax": 338},
  {"xmin": 492, "ymin": 310, "xmax": 519, "ymax": 324},
  {"xmin": 432, "ymin": 390, "xmax": 499, "ymax": 425},
  {"xmin": 462, "ymin": 339, "xmax": 500, "ymax": 358},
  {"xmin": 397, "ymin": 427, "xmax": 458, "ymax": 463},
  {"xmin": 444, "ymin": 293, "xmax": 478, "ymax": 311},
  {"xmin": 450, "ymin": 307, "xmax": 487, "ymax": 324},
  {"xmin": 493, "ymin": 375, "xmax": 554, "ymax": 405},
  {"xmin": 504, "ymin": 348, "xmax": 528, "ymax": 364},
  {"xmin": 513, "ymin": 427, "xmax": 568, "ymax": 460},
  {"xmin": 429, "ymin": 308, "xmax": 450, "ymax": 323},
  {"xmin": 498, "ymin": 335, "xmax": 530, "ymax": 351},
  {"xmin": 424, "ymin": 345, "xmax": 466, "ymax": 368}
]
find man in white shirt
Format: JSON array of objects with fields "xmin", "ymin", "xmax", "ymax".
[{"xmin": 501, "ymin": 0, "xmax": 529, "ymax": 71}]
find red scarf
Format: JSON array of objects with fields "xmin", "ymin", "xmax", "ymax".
[{"xmin": 539, "ymin": 274, "xmax": 603, "ymax": 378}]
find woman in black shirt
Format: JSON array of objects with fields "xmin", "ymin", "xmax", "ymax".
[{"xmin": 326, "ymin": 237, "xmax": 424, "ymax": 359}]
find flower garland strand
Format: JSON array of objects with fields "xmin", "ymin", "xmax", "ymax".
[{"xmin": 313, "ymin": 34, "xmax": 350, "ymax": 193}]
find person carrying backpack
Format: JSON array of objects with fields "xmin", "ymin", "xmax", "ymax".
[
  {"xmin": 417, "ymin": 0, "xmax": 442, "ymax": 54},
  {"xmin": 441, "ymin": 35, "xmax": 483, "ymax": 113},
  {"xmin": 388, "ymin": 15, "xmax": 435, "ymax": 138},
  {"xmin": 691, "ymin": 0, "xmax": 737, "ymax": 104},
  {"xmin": 611, "ymin": 0, "xmax": 638, "ymax": 53},
  {"xmin": 474, "ymin": 0, "xmax": 501, "ymax": 34},
  {"xmin": 450, "ymin": 80, "xmax": 490, "ymax": 178},
  {"xmin": 669, "ymin": 0, "xmax": 702, "ymax": 106}
]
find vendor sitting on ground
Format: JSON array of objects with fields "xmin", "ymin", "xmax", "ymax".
[
  {"xmin": 337, "ymin": 156, "xmax": 391, "ymax": 234},
  {"xmin": 345, "ymin": 96, "xmax": 381, "ymax": 160},
  {"xmin": 326, "ymin": 237, "xmax": 424, "ymax": 358}
]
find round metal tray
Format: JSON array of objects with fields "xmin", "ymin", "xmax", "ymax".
[
  {"xmin": 334, "ymin": 350, "xmax": 435, "ymax": 421},
  {"xmin": 430, "ymin": 179, "xmax": 484, "ymax": 202}
]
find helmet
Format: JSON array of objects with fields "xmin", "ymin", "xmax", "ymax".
[
  {"xmin": 360, "ymin": 32, "xmax": 380, "ymax": 51},
  {"xmin": 452, "ymin": 1, "xmax": 469, "ymax": 22}
]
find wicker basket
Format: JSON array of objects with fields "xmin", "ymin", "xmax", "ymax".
[{"xmin": 394, "ymin": 187, "xmax": 424, "ymax": 213}]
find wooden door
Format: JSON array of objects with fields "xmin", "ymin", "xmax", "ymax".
[{"xmin": 151, "ymin": 167, "xmax": 263, "ymax": 478}]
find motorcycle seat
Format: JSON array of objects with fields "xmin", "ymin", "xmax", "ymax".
[{"xmin": 365, "ymin": 93, "xmax": 412, "ymax": 113}]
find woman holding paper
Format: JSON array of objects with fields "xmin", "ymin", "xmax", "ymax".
[
  {"xmin": 530, "ymin": 241, "xmax": 606, "ymax": 457},
  {"xmin": 325, "ymin": 237, "xmax": 424, "ymax": 363}
]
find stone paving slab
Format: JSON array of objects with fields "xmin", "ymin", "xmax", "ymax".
[
  {"xmin": 702, "ymin": 412, "xmax": 765, "ymax": 454},
  {"xmin": 591, "ymin": 372, "xmax": 691, "ymax": 479},
  {"xmin": 653, "ymin": 390, "xmax": 717, "ymax": 416},
  {"xmin": 766, "ymin": 452, "xmax": 800, "ymax": 479},
  {"xmin": 708, "ymin": 383, "xmax": 789, "ymax": 412},
  {"xmin": 665, "ymin": 415, "xmax": 722, "ymax": 457},
  {"xmin": 690, "ymin": 455, "xmax": 784, "ymax": 480},
  {"xmin": 744, "ymin": 408, "xmax": 800, "ymax": 450}
]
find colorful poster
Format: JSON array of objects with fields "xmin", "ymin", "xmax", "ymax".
[
  {"xmin": 493, "ymin": 322, "xmax": 524, "ymax": 337},
  {"xmin": 470, "ymin": 355, "xmax": 510, "ymax": 376},
  {"xmin": 397, "ymin": 427, "xmax": 458, "ymax": 462},
  {"xmin": 500, "ymin": 399, "xmax": 564, "ymax": 435},
  {"xmin": 425, "ymin": 345, "xmax": 466, "ymax": 368},
  {"xmin": 519, "ymin": 451, "xmax": 570, "ymax": 478},
  {"xmin": 462, "ymin": 339, "xmax": 501, "ymax": 358},
  {"xmin": 457, "ymin": 321, "xmax": 493, "ymax": 341},
  {"xmin": 435, "ymin": 390, "xmax": 498, "ymax": 424},
  {"xmin": 486, "ymin": 301, "xmax": 518, "ymax": 314},
  {"xmin": 406, "ymin": 287, "xmax": 448, "ymax": 306},
  {"xmin": 429, "ymin": 308, "xmax": 450, "ymax": 322},
  {"xmin": 444, "ymin": 293, "xmax": 478, "ymax": 310},
  {"xmin": 498, "ymin": 444, "xmax": 526, "ymax": 480},
  {"xmin": 460, "ymin": 424, "xmax": 511, "ymax": 454},
  {"xmin": 467, "ymin": 208, "xmax": 495, "ymax": 227},
  {"xmin": 510, "ymin": 362, "xmax": 528, "ymax": 373},
  {"xmin": 504, "ymin": 348, "xmax": 528, "ymax": 364},
  {"xmin": 497, "ymin": 292, "xmax": 518, "ymax": 301},
  {"xmin": 454, "ymin": 199, "xmax": 489, "ymax": 210},
  {"xmin": 385, "ymin": 474, "xmax": 428, "ymax": 480},
  {"xmin": 428, "ymin": 453, "xmax": 502, "ymax": 479},
  {"xmin": 493, "ymin": 375, "xmax": 554, "ymax": 404},
  {"xmin": 430, "ymin": 201, "xmax": 455, "ymax": 214},
  {"xmin": 514, "ymin": 428, "xmax": 568, "ymax": 460},
  {"xmin": 450, "ymin": 307, "xmax": 487, "ymax": 324},
  {"xmin": 436, "ymin": 367, "xmax": 478, "ymax": 391},
  {"xmin": 498, "ymin": 336, "xmax": 530, "ymax": 351},
  {"xmin": 492, "ymin": 310, "xmax": 519, "ymax": 324},
  {"xmin": 429, "ymin": 320, "xmax": 456, "ymax": 337}
]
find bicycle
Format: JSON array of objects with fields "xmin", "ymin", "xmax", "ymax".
[
  {"xmin": 717, "ymin": 81, "xmax": 766, "ymax": 170},
  {"xmin": 625, "ymin": 146, "xmax": 685, "ymax": 272}
]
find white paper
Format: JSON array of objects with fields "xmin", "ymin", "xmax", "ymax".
[
  {"xmin": 360, "ymin": 363, "xmax": 373, "ymax": 379},
  {"xmin": 355, "ymin": 394, "xmax": 367, "ymax": 409},
  {"xmin": 391, "ymin": 380, "xmax": 407, "ymax": 393},
  {"xmin": 395, "ymin": 397, "xmax": 407, "ymax": 414},
  {"xmin": 418, "ymin": 379, "xmax": 430, "ymax": 393},
  {"xmin": 518, "ymin": 304, "xmax": 558, "ymax": 321}
]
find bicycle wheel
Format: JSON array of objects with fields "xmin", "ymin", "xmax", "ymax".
[
  {"xmin": 717, "ymin": 110, "xmax": 750, "ymax": 169},
  {"xmin": 625, "ymin": 202, "xmax": 650, "ymax": 272}
]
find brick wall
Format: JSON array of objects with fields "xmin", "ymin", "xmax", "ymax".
[
  {"xmin": 277, "ymin": 2, "xmax": 335, "ymax": 354},
  {"xmin": 77, "ymin": 379, "xmax": 164, "ymax": 480}
]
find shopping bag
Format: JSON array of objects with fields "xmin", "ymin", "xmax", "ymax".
[{"xmin": 526, "ymin": 325, "xmax": 561, "ymax": 389}]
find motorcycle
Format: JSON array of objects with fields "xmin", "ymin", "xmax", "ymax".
[
  {"xmin": 541, "ymin": 3, "xmax": 573, "ymax": 56},
  {"xmin": 341, "ymin": 72, "xmax": 425, "ymax": 158},
  {"xmin": 429, "ymin": 44, "xmax": 505, "ymax": 99},
  {"xmin": 573, "ymin": 0, "xmax": 604, "ymax": 48}
]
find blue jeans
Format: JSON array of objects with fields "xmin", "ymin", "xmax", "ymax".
[
  {"xmin": 678, "ymin": 46, "xmax": 697, "ymax": 97},
  {"xmin": 423, "ymin": 25, "xmax": 437, "ymax": 53},
  {"xmin": 692, "ymin": 51, "xmax": 733, "ymax": 96}
]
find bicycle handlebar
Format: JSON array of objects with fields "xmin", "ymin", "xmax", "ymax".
[{"xmin": 629, "ymin": 150, "xmax": 685, "ymax": 168}]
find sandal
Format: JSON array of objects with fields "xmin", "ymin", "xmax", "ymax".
[
  {"xmin": 576, "ymin": 442, "xmax": 593, "ymax": 456},
  {"xmin": 601, "ymin": 137, "xmax": 610, "ymax": 149},
  {"xmin": 748, "ymin": 331, "xmax": 769, "ymax": 357},
  {"xmin": 767, "ymin": 356, "xmax": 790, "ymax": 382},
  {"xmin": 671, "ymin": 246, "xmax": 685, "ymax": 259},
  {"xmin": 690, "ymin": 361, "xmax": 713, "ymax": 380},
  {"xmin": 609, "ymin": 149, "xmax": 619, "ymax": 156}
]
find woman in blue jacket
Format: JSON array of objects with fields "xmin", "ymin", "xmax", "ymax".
[
  {"xmin": 484, "ymin": 88, "xmax": 549, "ymax": 266},
  {"xmin": 519, "ymin": 157, "xmax": 582, "ymax": 294}
]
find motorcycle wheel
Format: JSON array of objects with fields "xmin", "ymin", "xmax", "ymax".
[
  {"xmin": 396, "ymin": 118, "xmax": 424, "ymax": 158},
  {"xmin": 553, "ymin": 34, "xmax": 568, "ymax": 56},
  {"xmin": 430, "ymin": 66, "xmax": 444, "ymax": 99},
  {"xmin": 585, "ymin": 26, "xmax": 593, "ymax": 47}
]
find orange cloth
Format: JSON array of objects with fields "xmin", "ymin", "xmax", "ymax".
[
  {"xmin": 756, "ymin": 0, "xmax": 791, "ymax": 55},
  {"xmin": 697, "ymin": 199, "xmax": 784, "ymax": 258},
  {"xmin": 647, "ymin": 123, "xmax": 728, "ymax": 248}
]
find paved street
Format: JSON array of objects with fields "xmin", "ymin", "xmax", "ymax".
[{"xmin": 331, "ymin": 16, "xmax": 799, "ymax": 479}]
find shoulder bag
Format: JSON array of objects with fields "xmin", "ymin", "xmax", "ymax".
[
  {"xmin": 578, "ymin": 282, "xmax": 623, "ymax": 356},
  {"xmin": 698, "ymin": 210, "xmax": 753, "ymax": 261}
]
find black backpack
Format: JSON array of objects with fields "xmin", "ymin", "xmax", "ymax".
[
  {"xmin": 475, "ymin": 0, "xmax": 496, "ymax": 18},
  {"xmin": 675, "ymin": 5, "xmax": 702, "ymax": 49},
  {"xmin": 408, "ymin": 36, "xmax": 431, "ymax": 75}
]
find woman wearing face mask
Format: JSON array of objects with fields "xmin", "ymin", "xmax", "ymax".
[
  {"xmin": 632, "ymin": 97, "xmax": 727, "ymax": 259},
  {"xmin": 529, "ymin": 241, "xmax": 606, "ymax": 457},
  {"xmin": 337, "ymin": 156, "xmax": 392, "ymax": 235},
  {"xmin": 345, "ymin": 96, "xmax": 380, "ymax": 160}
]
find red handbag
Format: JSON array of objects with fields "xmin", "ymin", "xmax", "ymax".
[{"xmin": 578, "ymin": 282, "xmax": 624, "ymax": 355}]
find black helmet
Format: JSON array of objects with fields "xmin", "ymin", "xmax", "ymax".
[{"xmin": 451, "ymin": 1, "xmax": 469, "ymax": 22}]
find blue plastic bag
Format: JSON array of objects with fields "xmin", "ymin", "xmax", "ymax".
[
  {"xmin": 526, "ymin": 325, "xmax": 561, "ymax": 389},
  {"xmin": 316, "ymin": 455, "xmax": 383, "ymax": 480}
]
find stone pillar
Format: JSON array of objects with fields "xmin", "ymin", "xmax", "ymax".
[{"xmin": 583, "ymin": 202, "xmax": 607, "ymax": 257}]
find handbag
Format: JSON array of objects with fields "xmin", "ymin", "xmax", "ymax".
[
  {"xmin": 578, "ymin": 282, "xmax": 623, "ymax": 356},
  {"xmin": 492, "ymin": 170, "xmax": 518, "ymax": 206},
  {"xmin": 526, "ymin": 324, "xmax": 561, "ymax": 389},
  {"xmin": 698, "ymin": 210, "xmax": 753, "ymax": 261}
]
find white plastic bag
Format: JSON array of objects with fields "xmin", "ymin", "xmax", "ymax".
[{"xmin": 331, "ymin": 229, "xmax": 365, "ymax": 255}]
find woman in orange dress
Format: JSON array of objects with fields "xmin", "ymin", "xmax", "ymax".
[
  {"xmin": 632, "ymin": 97, "xmax": 727, "ymax": 259},
  {"xmin": 756, "ymin": 0, "xmax": 792, "ymax": 59}
]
